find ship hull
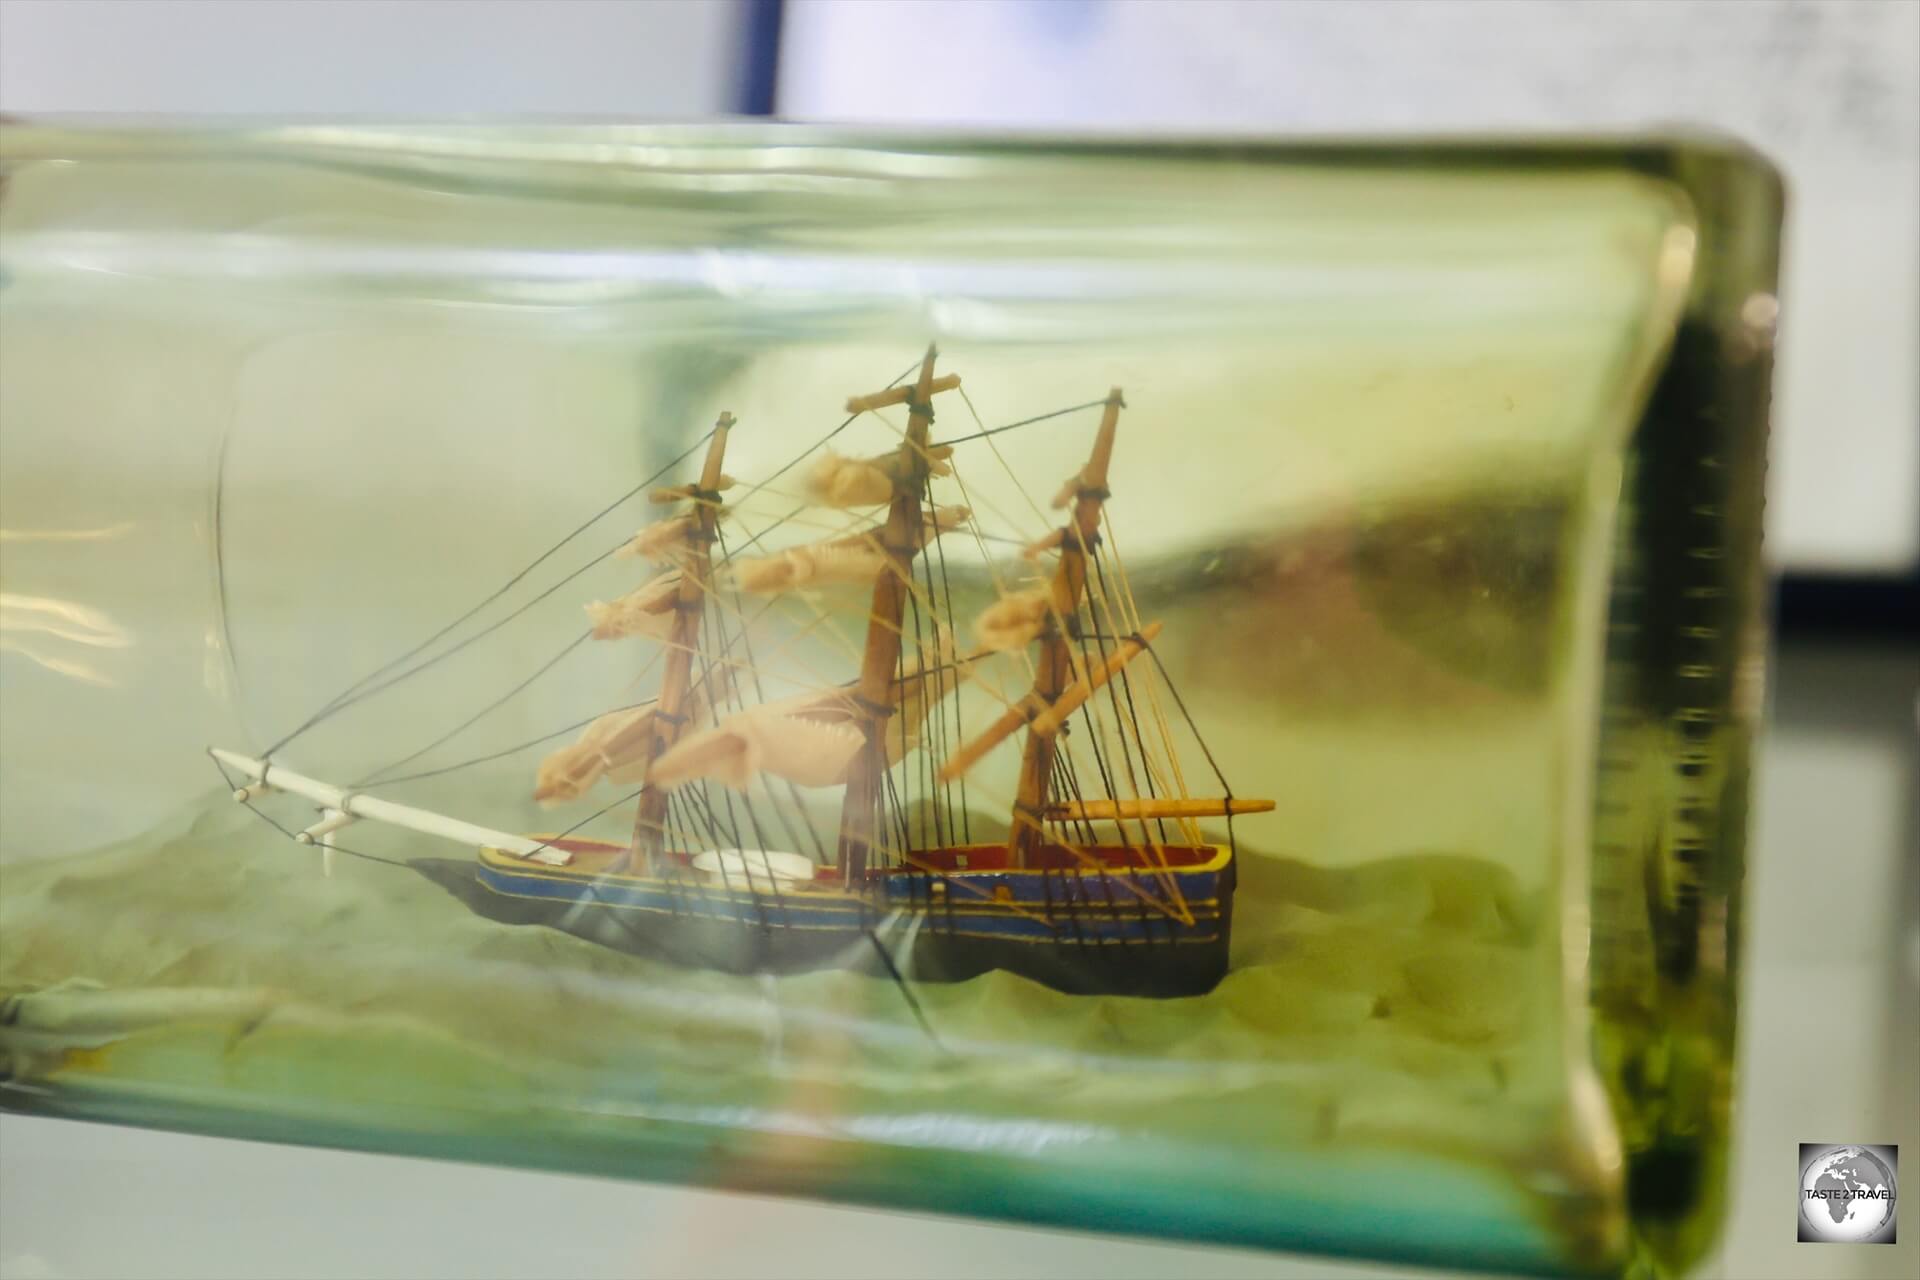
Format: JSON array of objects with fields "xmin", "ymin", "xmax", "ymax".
[{"xmin": 414, "ymin": 839, "xmax": 1234, "ymax": 997}]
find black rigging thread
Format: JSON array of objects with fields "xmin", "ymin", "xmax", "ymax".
[
  {"xmin": 354, "ymin": 595, "xmax": 784, "ymax": 793},
  {"xmin": 261, "ymin": 427, "xmax": 721, "ymax": 756},
  {"xmin": 697, "ymin": 595, "xmax": 794, "ymax": 935},
  {"xmin": 354, "ymin": 630, "xmax": 593, "ymax": 787},
  {"xmin": 208, "ymin": 752, "xmax": 411, "ymax": 871},
  {"xmin": 928, "ymin": 398, "xmax": 1108, "ymax": 450},
  {"xmin": 357, "ymin": 700, "xmax": 653, "ymax": 789},
  {"xmin": 518, "ymin": 783, "xmax": 652, "ymax": 862},
  {"xmin": 903, "ymin": 570, "xmax": 937, "ymax": 851},
  {"xmin": 721, "ymin": 355, "xmax": 923, "ymax": 512},
  {"xmin": 865, "ymin": 930, "xmax": 944, "ymax": 1052},
  {"xmin": 921, "ymin": 468, "xmax": 966, "ymax": 845},
  {"xmin": 263, "ymin": 372, "xmax": 1095, "ymax": 763},
  {"xmin": 712, "ymin": 522, "xmax": 830, "ymax": 864},
  {"xmin": 1086, "ymin": 545, "xmax": 1172, "ymax": 847},
  {"xmin": 1143, "ymin": 642, "xmax": 1242, "ymax": 864},
  {"xmin": 211, "ymin": 358, "xmax": 1155, "ymax": 1052},
  {"xmin": 255, "ymin": 356, "xmax": 927, "ymax": 781}
]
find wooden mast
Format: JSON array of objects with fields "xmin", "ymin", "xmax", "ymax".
[
  {"xmin": 1008, "ymin": 388, "xmax": 1124, "ymax": 866},
  {"xmin": 627, "ymin": 413, "xmax": 732, "ymax": 872},
  {"xmin": 837, "ymin": 347, "xmax": 949, "ymax": 886}
]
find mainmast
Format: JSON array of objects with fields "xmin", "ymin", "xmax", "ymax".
[
  {"xmin": 628, "ymin": 413, "xmax": 732, "ymax": 872},
  {"xmin": 1008, "ymin": 389, "xmax": 1125, "ymax": 866},
  {"xmin": 837, "ymin": 347, "xmax": 959, "ymax": 884}
]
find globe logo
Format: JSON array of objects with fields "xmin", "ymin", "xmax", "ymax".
[{"xmin": 1799, "ymin": 1144, "xmax": 1898, "ymax": 1244}]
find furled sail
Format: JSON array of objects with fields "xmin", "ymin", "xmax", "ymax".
[
  {"xmin": 584, "ymin": 569, "xmax": 681, "ymax": 640},
  {"xmin": 725, "ymin": 505, "xmax": 973, "ymax": 596},
  {"xmin": 647, "ymin": 644, "xmax": 975, "ymax": 792},
  {"xmin": 726, "ymin": 544, "xmax": 888, "ymax": 595},
  {"xmin": 533, "ymin": 672, "xmax": 730, "ymax": 805},
  {"xmin": 647, "ymin": 702, "xmax": 868, "ymax": 790},
  {"xmin": 648, "ymin": 474, "xmax": 736, "ymax": 505},
  {"xmin": 974, "ymin": 587, "xmax": 1053, "ymax": 651},
  {"xmin": 615, "ymin": 513, "xmax": 708, "ymax": 564},
  {"xmin": 803, "ymin": 446, "xmax": 954, "ymax": 509}
]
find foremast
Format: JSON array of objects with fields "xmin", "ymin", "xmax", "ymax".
[
  {"xmin": 1008, "ymin": 389, "xmax": 1125, "ymax": 866},
  {"xmin": 837, "ymin": 347, "xmax": 959, "ymax": 885},
  {"xmin": 628, "ymin": 413, "xmax": 732, "ymax": 872}
]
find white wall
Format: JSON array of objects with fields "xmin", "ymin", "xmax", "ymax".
[{"xmin": 0, "ymin": 0, "xmax": 747, "ymax": 116}]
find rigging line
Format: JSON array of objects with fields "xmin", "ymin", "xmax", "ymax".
[
  {"xmin": 828, "ymin": 805, "xmax": 1058, "ymax": 927},
  {"xmin": 668, "ymin": 601, "xmax": 851, "ymax": 700},
  {"xmin": 948, "ymin": 394, "xmax": 1088, "ymax": 751},
  {"xmin": 1005, "ymin": 806, "xmax": 1191, "ymax": 925},
  {"xmin": 354, "ymin": 630, "xmax": 593, "ymax": 787},
  {"xmin": 664, "ymin": 792, "xmax": 720, "ymax": 917},
  {"xmin": 894, "ymin": 608, "xmax": 915, "ymax": 851},
  {"xmin": 842, "ymin": 416, "xmax": 1047, "ymax": 719},
  {"xmin": 1145, "ymin": 637, "xmax": 1242, "ymax": 888},
  {"xmin": 869, "ymin": 402, "xmax": 1050, "ymax": 599},
  {"xmin": 1070, "ymin": 570, "xmax": 1187, "ymax": 910},
  {"xmin": 220, "ymin": 753, "xmax": 723, "ymax": 906},
  {"xmin": 929, "ymin": 398, "xmax": 1109, "ymax": 450},
  {"xmin": 1061, "ymin": 643, "xmax": 1183, "ymax": 912},
  {"xmin": 942, "ymin": 455, "xmax": 1038, "ymax": 686},
  {"xmin": 696, "ymin": 560, "xmax": 1000, "ymax": 728},
  {"xmin": 705, "ymin": 495, "xmax": 936, "ymax": 623},
  {"xmin": 711, "ymin": 502, "xmax": 807, "ymax": 563},
  {"xmin": 732, "ymin": 529, "xmax": 974, "ymax": 700},
  {"xmin": 208, "ymin": 755, "xmax": 414, "ymax": 872},
  {"xmin": 722, "ymin": 355, "xmax": 922, "ymax": 513},
  {"xmin": 262, "ymin": 427, "xmax": 719, "ymax": 756},
  {"xmin": 904, "ymin": 569, "xmax": 939, "ymax": 850},
  {"xmin": 1052, "ymin": 751, "xmax": 1093, "ymax": 846},
  {"xmin": 956, "ymin": 386, "xmax": 1057, "ymax": 530},
  {"xmin": 863, "ymin": 929, "xmax": 944, "ymax": 1053},
  {"xmin": 981, "ymin": 393, "xmax": 1177, "ymax": 892},
  {"xmin": 355, "ymin": 594, "xmax": 776, "ymax": 793},
  {"xmin": 1094, "ymin": 510, "xmax": 1204, "ymax": 844},
  {"xmin": 698, "ymin": 605, "xmax": 785, "ymax": 933},
  {"xmin": 714, "ymin": 521, "xmax": 829, "ymax": 864},
  {"xmin": 525, "ymin": 785, "xmax": 650, "ymax": 861},
  {"xmin": 1144, "ymin": 646, "xmax": 1233, "ymax": 793},
  {"xmin": 267, "ymin": 534, "xmax": 630, "ymax": 756},
  {"xmin": 706, "ymin": 604, "xmax": 798, "ymax": 930},
  {"xmin": 924, "ymin": 467, "xmax": 966, "ymax": 843},
  {"xmin": 713, "ymin": 501, "xmax": 898, "ymax": 550},
  {"xmin": 882, "ymin": 737, "xmax": 913, "ymax": 864},
  {"xmin": 685, "ymin": 779, "xmax": 762, "ymax": 933},
  {"xmin": 1057, "ymin": 746, "xmax": 1099, "ymax": 846},
  {"xmin": 1083, "ymin": 549, "xmax": 1171, "ymax": 848},
  {"xmin": 361, "ymin": 698, "xmax": 656, "ymax": 789}
]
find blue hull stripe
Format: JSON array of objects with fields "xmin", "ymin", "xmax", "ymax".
[{"xmin": 477, "ymin": 859, "xmax": 1228, "ymax": 946}]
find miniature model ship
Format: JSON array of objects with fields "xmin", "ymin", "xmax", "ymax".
[{"xmin": 212, "ymin": 350, "xmax": 1271, "ymax": 996}]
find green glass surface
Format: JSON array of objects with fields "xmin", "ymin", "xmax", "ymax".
[{"xmin": 0, "ymin": 126, "xmax": 1778, "ymax": 1277}]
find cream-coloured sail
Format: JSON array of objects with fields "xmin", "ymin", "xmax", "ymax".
[
  {"xmin": 647, "ymin": 644, "xmax": 975, "ymax": 792},
  {"xmin": 726, "ymin": 544, "xmax": 888, "ymax": 595},
  {"xmin": 616, "ymin": 513, "xmax": 706, "ymax": 564},
  {"xmin": 584, "ymin": 569, "xmax": 682, "ymax": 640},
  {"xmin": 802, "ymin": 446, "xmax": 954, "ymax": 509},
  {"xmin": 534, "ymin": 671, "xmax": 729, "ymax": 805},
  {"xmin": 974, "ymin": 587, "xmax": 1052, "ymax": 652},
  {"xmin": 723, "ymin": 506, "xmax": 971, "ymax": 596}
]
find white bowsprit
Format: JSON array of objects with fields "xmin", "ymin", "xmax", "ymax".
[{"xmin": 209, "ymin": 748, "xmax": 572, "ymax": 866}]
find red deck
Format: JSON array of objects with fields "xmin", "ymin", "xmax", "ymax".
[{"xmin": 903, "ymin": 843, "xmax": 1220, "ymax": 873}]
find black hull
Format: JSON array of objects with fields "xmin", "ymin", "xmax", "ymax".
[{"xmin": 412, "ymin": 856, "xmax": 1233, "ymax": 998}]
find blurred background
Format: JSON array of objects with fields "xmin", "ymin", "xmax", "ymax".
[{"xmin": 0, "ymin": 3, "xmax": 1913, "ymax": 1278}]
